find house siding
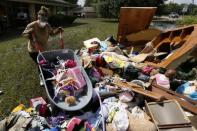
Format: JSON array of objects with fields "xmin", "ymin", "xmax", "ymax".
[{"xmin": 1, "ymin": 0, "xmax": 74, "ymax": 27}]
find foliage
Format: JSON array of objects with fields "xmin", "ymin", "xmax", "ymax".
[
  {"xmin": 90, "ymin": 0, "xmax": 165, "ymax": 18},
  {"xmin": 85, "ymin": 0, "xmax": 197, "ymax": 17},
  {"xmin": 191, "ymin": 7, "xmax": 197, "ymax": 15},
  {"xmin": 158, "ymin": 3, "xmax": 184, "ymax": 15},
  {"xmin": 85, "ymin": 0, "xmax": 92, "ymax": 6},
  {"xmin": 158, "ymin": 3, "xmax": 197, "ymax": 16},
  {"xmin": 176, "ymin": 16, "xmax": 197, "ymax": 26},
  {"xmin": 48, "ymin": 14, "xmax": 77, "ymax": 27},
  {"xmin": 186, "ymin": 4, "xmax": 197, "ymax": 15}
]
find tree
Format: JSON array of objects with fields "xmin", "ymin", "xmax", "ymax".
[
  {"xmin": 85, "ymin": 0, "xmax": 92, "ymax": 6},
  {"xmin": 64, "ymin": 0, "xmax": 78, "ymax": 4},
  {"xmin": 91, "ymin": 0, "xmax": 166, "ymax": 18},
  {"xmin": 187, "ymin": 4, "xmax": 197, "ymax": 15}
]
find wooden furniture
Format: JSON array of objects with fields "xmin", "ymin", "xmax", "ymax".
[
  {"xmin": 145, "ymin": 100, "xmax": 193, "ymax": 131},
  {"xmin": 151, "ymin": 80, "xmax": 197, "ymax": 114},
  {"xmin": 117, "ymin": 7, "xmax": 197, "ymax": 69},
  {"xmin": 117, "ymin": 7, "xmax": 157, "ymax": 43},
  {"xmin": 142, "ymin": 25, "xmax": 197, "ymax": 69}
]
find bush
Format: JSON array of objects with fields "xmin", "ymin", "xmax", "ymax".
[
  {"xmin": 176, "ymin": 16, "xmax": 197, "ymax": 26},
  {"xmin": 48, "ymin": 14, "xmax": 77, "ymax": 27}
]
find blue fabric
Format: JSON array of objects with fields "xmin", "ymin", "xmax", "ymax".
[
  {"xmin": 176, "ymin": 82, "xmax": 197, "ymax": 100},
  {"xmin": 50, "ymin": 127, "xmax": 60, "ymax": 131},
  {"xmin": 100, "ymin": 41, "xmax": 108, "ymax": 51},
  {"xmin": 43, "ymin": 129, "xmax": 50, "ymax": 131},
  {"xmin": 189, "ymin": 92, "xmax": 197, "ymax": 100},
  {"xmin": 176, "ymin": 82, "xmax": 189, "ymax": 94}
]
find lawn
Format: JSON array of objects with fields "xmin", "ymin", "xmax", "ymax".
[
  {"xmin": 176, "ymin": 16, "xmax": 197, "ymax": 26},
  {"xmin": 0, "ymin": 18, "xmax": 118, "ymax": 119}
]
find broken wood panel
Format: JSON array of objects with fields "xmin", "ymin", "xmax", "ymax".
[
  {"xmin": 144, "ymin": 25, "xmax": 197, "ymax": 69},
  {"xmin": 152, "ymin": 81, "xmax": 197, "ymax": 105},
  {"xmin": 145, "ymin": 100, "xmax": 193, "ymax": 131},
  {"xmin": 113, "ymin": 79, "xmax": 163, "ymax": 100},
  {"xmin": 151, "ymin": 84, "xmax": 197, "ymax": 114},
  {"xmin": 117, "ymin": 7, "xmax": 157, "ymax": 43}
]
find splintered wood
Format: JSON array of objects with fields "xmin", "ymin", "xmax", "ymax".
[{"xmin": 113, "ymin": 79, "xmax": 163, "ymax": 100}]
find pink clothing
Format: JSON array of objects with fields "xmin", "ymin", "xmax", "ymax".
[
  {"xmin": 155, "ymin": 74, "xmax": 170, "ymax": 89},
  {"xmin": 67, "ymin": 67, "xmax": 86, "ymax": 89}
]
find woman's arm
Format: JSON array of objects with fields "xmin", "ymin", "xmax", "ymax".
[
  {"xmin": 49, "ymin": 26, "xmax": 63, "ymax": 36},
  {"xmin": 22, "ymin": 22, "xmax": 35, "ymax": 39}
]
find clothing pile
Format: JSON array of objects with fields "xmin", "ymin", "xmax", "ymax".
[{"xmin": 0, "ymin": 96, "xmax": 103, "ymax": 131}]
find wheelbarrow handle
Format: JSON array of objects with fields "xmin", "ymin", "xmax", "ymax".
[{"xmin": 59, "ymin": 30, "xmax": 64, "ymax": 49}]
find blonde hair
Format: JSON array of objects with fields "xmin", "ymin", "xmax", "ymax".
[{"xmin": 38, "ymin": 6, "xmax": 49, "ymax": 16}]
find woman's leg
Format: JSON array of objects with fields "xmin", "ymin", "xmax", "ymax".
[{"xmin": 29, "ymin": 52, "xmax": 39, "ymax": 64}]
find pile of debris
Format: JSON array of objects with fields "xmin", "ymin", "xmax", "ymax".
[
  {"xmin": 78, "ymin": 36, "xmax": 197, "ymax": 130},
  {"xmin": 1, "ymin": 34, "xmax": 197, "ymax": 131},
  {"xmin": 0, "ymin": 7, "xmax": 197, "ymax": 131}
]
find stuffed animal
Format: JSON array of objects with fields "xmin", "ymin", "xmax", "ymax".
[{"xmin": 65, "ymin": 96, "xmax": 76, "ymax": 105}]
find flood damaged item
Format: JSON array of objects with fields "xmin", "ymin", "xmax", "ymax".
[
  {"xmin": 37, "ymin": 49, "xmax": 93, "ymax": 111},
  {"xmin": 113, "ymin": 78, "xmax": 163, "ymax": 100},
  {"xmin": 118, "ymin": 7, "xmax": 197, "ymax": 69},
  {"xmin": 99, "ymin": 67, "xmax": 114, "ymax": 76},
  {"xmin": 145, "ymin": 100, "xmax": 193, "ymax": 131},
  {"xmin": 117, "ymin": 7, "xmax": 158, "ymax": 43},
  {"xmin": 83, "ymin": 37, "xmax": 101, "ymax": 49},
  {"xmin": 30, "ymin": 97, "xmax": 47, "ymax": 108},
  {"xmin": 141, "ymin": 25, "xmax": 197, "ymax": 69},
  {"xmin": 151, "ymin": 80, "xmax": 197, "ymax": 114},
  {"xmin": 127, "ymin": 109, "xmax": 157, "ymax": 131},
  {"xmin": 176, "ymin": 81, "xmax": 197, "ymax": 101},
  {"xmin": 126, "ymin": 28, "xmax": 161, "ymax": 47}
]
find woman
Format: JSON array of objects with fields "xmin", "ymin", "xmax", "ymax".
[{"xmin": 22, "ymin": 6, "xmax": 63, "ymax": 85}]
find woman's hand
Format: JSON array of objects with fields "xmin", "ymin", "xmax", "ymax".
[{"xmin": 22, "ymin": 27, "xmax": 34, "ymax": 40}]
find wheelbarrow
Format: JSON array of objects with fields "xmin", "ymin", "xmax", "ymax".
[{"xmin": 32, "ymin": 32, "xmax": 93, "ymax": 111}]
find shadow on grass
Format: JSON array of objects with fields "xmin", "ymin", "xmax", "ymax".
[
  {"xmin": 54, "ymin": 22, "xmax": 88, "ymax": 28},
  {"xmin": 101, "ymin": 19, "xmax": 119, "ymax": 23},
  {"xmin": 0, "ymin": 29, "xmax": 22, "ymax": 43}
]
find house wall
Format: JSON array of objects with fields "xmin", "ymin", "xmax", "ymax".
[
  {"xmin": 6, "ymin": 1, "xmax": 29, "ymax": 26},
  {"xmin": 84, "ymin": 12, "xmax": 97, "ymax": 18},
  {"xmin": 3, "ymin": 1, "xmax": 72, "ymax": 27},
  {"xmin": 0, "ymin": 3, "xmax": 6, "ymax": 16},
  {"xmin": 29, "ymin": 3, "xmax": 36, "ymax": 21}
]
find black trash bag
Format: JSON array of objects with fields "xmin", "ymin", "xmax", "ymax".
[
  {"xmin": 135, "ymin": 93, "xmax": 145, "ymax": 108},
  {"xmin": 122, "ymin": 65, "xmax": 140, "ymax": 81}
]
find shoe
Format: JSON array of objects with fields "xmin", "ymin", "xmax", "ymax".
[{"xmin": 39, "ymin": 74, "xmax": 44, "ymax": 86}]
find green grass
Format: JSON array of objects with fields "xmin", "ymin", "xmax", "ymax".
[
  {"xmin": 0, "ymin": 18, "xmax": 118, "ymax": 118},
  {"xmin": 176, "ymin": 16, "xmax": 197, "ymax": 26}
]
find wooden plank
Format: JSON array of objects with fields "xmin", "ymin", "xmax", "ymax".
[
  {"xmin": 152, "ymin": 81, "xmax": 197, "ymax": 105},
  {"xmin": 151, "ymin": 83, "xmax": 197, "ymax": 114},
  {"xmin": 113, "ymin": 79, "xmax": 163, "ymax": 100}
]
